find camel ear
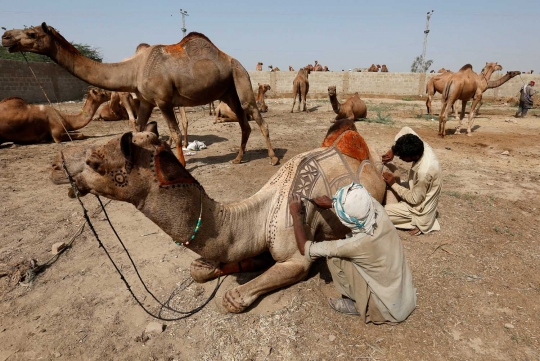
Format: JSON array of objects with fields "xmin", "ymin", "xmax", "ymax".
[
  {"xmin": 41, "ymin": 22, "xmax": 50, "ymax": 34},
  {"xmin": 120, "ymin": 132, "xmax": 133, "ymax": 161},
  {"xmin": 144, "ymin": 121, "xmax": 159, "ymax": 137},
  {"xmin": 154, "ymin": 146, "xmax": 197, "ymax": 186}
]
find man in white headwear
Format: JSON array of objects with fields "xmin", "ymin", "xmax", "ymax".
[{"xmin": 288, "ymin": 183, "xmax": 416, "ymax": 324}]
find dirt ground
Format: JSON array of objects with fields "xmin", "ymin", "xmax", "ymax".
[{"xmin": 1, "ymin": 96, "xmax": 539, "ymax": 361}]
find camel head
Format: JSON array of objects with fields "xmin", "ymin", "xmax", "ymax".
[
  {"xmin": 507, "ymin": 71, "xmax": 521, "ymax": 78},
  {"xmin": 323, "ymin": 66, "xmax": 329, "ymax": 71},
  {"xmin": 376, "ymin": 64, "xmax": 381, "ymax": 69},
  {"xmin": 2, "ymin": 22, "xmax": 78, "ymax": 56},
  {"xmin": 328, "ymin": 85, "xmax": 337, "ymax": 97},
  {"xmin": 49, "ymin": 122, "xmax": 191, "ymax": 207},
  {"xmin": 481, "ymin": 62, "xmax": 503, "ymax": 74},
  {"xmin": 86, "ymin": 88, "xmax": 110, "ymax": 105},
  {"xmin": 314, "ymin": 60, "xmax": 319, "ymax": 66}
]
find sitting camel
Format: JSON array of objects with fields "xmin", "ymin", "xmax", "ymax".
[
  {"xmin": 437, "ymin": 68, "xmax": 451, "ymax": 73},
  {"xmin": 256, "ymin": 62, "xmax": 263, "ymax": 71},
  {"xmin": 323, "ymin": 66, "xmax": 329, "ymax": 72},
  {"xmin": 291, "ymin": 68, "xmax": 310, "ymax": 113},
  {"xmin": 0, "ymin": 88, "xmax": 109, "ymax": 145},
  {"xmin": 313, "ymin": 61, "xmax": 323, "ymax": 72},
  {"xmin": 381, "ymin": 64, "xmax": 389, "ymax": 72},
  {"xmin": 51, "ymin": 120, "xmax": 386, "ymax": 313},
  {"xmin": 214, "ymin": 83, "xmax": 271, "ymax": 122},
  {"xmin": 368, "ymin": 64, "xmax": 381, "ymax": 72},
  {"xmin": 327, "ymin": 86, "xmax": 367, "ymax": 122},
  {"xmin": 268, "ymin": 65, "xmax": 280, "ymax": 72},
  {"xmin": 2, "ymin": 23, "xmax": 278, "ymax": 166},
  {"xmin": 304, "ymin": 64, "xmax": 314, "ymax": 72},
  {"xmin": 439, "ymin": 62, "xmax": 502, "ymax": 137},
  {"xmin": 97, "ymin": 91, "xmax": 139, "ymax": 124}
]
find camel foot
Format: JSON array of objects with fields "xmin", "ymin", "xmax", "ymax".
[
  {"xmin": 222, "ymin": 288, "xmax": 249, "ymax": 313},
  {"xmin": 231, "ymin": 158, "xmax": 242, "ymax": 164},
  {"xmin": 454, "ymin": 130, "xmax": 461, "ymax": 135},
  {"xmin": 466, "ymin": 133, "xmax": 472, "ymax": 137},
  {"xmin": 190, "ymin": 258, "xmax": 220, "ymax": 283},
  {"xmin": 270, "ymin": 156, "xmax": 279, "ymax": 166}
]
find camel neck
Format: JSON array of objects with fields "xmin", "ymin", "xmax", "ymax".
[
  {"xmin": 329, "ymin": 94, "xmax": 341, "ymax": 114},
  {"xmin": 60, "ymin": 96, "xmax": 103, "ymax": 131},
  {"xmin": 487, "ymin": 73, "xmax": 514, "ymax": 89},
  {"xmin": 256, "ymin": 88, "xmax": 265, "ymax": 102},
  {"xmin": 49, "ymin": 43, "xmax": 137, "ymax": 92}
]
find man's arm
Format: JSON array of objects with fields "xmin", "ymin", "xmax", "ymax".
[{"xmin": 389, "ymin": 174, "xmax": 431, "ymax": 206}]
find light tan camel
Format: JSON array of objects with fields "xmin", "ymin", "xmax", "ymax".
[
  {"xmin": 256, "ymin": 62, "xmax": 263, "ymax": 71},
  {"xmin": 291, "ymin": 68, "xmax": 310, "ymax": 113},
  {"xmin": 438, "ymin": 68, "xmax": 451, "ymax": 73},
  {"xmin": 327, "ymin": 86, "xmax": 367, "ymax": 122},
  {"xmin": 381, "ymin": 64, "xmax": 389, "ymax": 72},
  {"xmin": 268, "ymin": 65, "xmax": 280, "ymax": 72},
  {"xmin": 305, "ymin": 64, "xmax": 314, "ymax": 72},
  {"xmin": 438, "ymin": 62, "xmax": 503, "ymax": 137},
  {"xmin": 97, "ymin": 91, "xmax": 139, "ymax": 123},
  {"xmin": 51, "ymin": 120, "xmax": 386, "ymax": 313},
  {"xmin": 0, "ymin": 88, "xmax": 109, "ymax": 145},
  {"xmin": 425, "ymin": 71, "xmax": 454, "ymax": 115},
  {"xmin": 2, "ymin": 23, "xmax": 278, "ymax": 166},
  {"xmin": 214, "ymin": 83, "xmax": 271, "ymax": 122},
  {"xmin": 289, "ymin": 65, "xmax": 294, "ymax": 71},
  {"xmin": 313, "ymin": 62, "xmax": 323, "ymax": 72},
  {"xmin": 475, "ymin": 71, "xmax": 522, "ymax": 116}
]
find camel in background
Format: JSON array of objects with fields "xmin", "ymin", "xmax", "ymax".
[
  {"xmin": 289, "ymin": 65, "xmax": 294, "ymax": 71},
  {"xmin": 97, "ymin": 91, "xmax": 139, "ymax": 123},
  {"xmin": 2, "ymin": 23, "xmax": 278, "ymax": 166},
  {"xmin": 256, "ymin": 62, "xmax": 263, "ymax": 71},
  {"xmin": 438, "ymin": 62, "xmax": 502, "ymax": 137},
  {"xmin": 0, "ymin": 88, "xmax": 109, "ymax": 145},
  {"xmin": 327, "ymin": 86, "xmax": 367, "ymax": 122},
  {"xmin": 381, "ymin": 65, "xmax": 389, "ymax": 72},
  {"xmin": 214, "ymin": 83, "xmax": 272, "ymax": 122},
  {"xmin": 368, "ymin": 64, "xmax": 381, "ymax": 72},
  {"xmin": 438, "ymin": 68, "xmax": 451, "ymax": 73},
  {"xmin": 323, "ymin": 66, "xmax": 329, "ymax": 72},
  {"xmin": 268, "ymin": 65, "xmax": 280, "ymax": 72},
  {"xmin": 304, "ymin": 64, "xmax": 314, "ymax": 72},
  {"xmin": 291, "ymin": 68, "xmax": 310, "ymax": 113}
]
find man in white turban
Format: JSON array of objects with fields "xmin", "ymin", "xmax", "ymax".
[{"xmin": 289, "ymin": 183, "xmax": 416, "ymax": 324}]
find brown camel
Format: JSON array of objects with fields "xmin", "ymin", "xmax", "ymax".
[
  {"xmin": 291, "ymin": 68, "xmax": 310, "ymax": 113},
  {"xmin": 438, "ymin": 68, "xmax": 451, "ymax": 73},
  {"xmin": 0, "ymin": 88, "xmax": 109, "ymax": 145},
  {"xmin": 439, "ymin": 62, "xmax": 503, "ymax": 137},
  {"xmin": 475, "ymin": 71, "xmax": 522, "ymax": 116},
  {"xmin": 2, "ymin": 23, "xmax": 279, "ymax": 166},
  {"xmin": 256, "ymin": 62, "xmax": 263, "ymax": 71},
  {"xmin": 323, "ymin": 66, "xmax": 329, "ymax": 72},
  {"xmin": 289, "ymin": 65, "xmax": 294, "ymax": 71},
  {"xmin": 51, "ymin": 120, "xmax": 386, "ymax": 313},
  {"xmin": 313, "ymin": 60, "xmax": 323, "ymax": 72},
  {"xmin": 97, "ymin": 91, "xmax": 139, "ymax": 124},
  {"xmin": 327, "ymin": 86, "xmax": 367, "ymax": 122},
  {"xmin": 381, "ymin": 64, "xmax": 389, "ymax": 72},
  {"xmin": 305, "ymin": 64, "xmax": 314, "ymax": 72},
  {"xmin": 208, "ymin": 101, "xmax": 216, "ymax": 116},
  {"xmin": 425, "ymin": 71, "xmax": 454, "ymax": 115},
  {"xmin": 214, "ymin": 83, "xmax": 271, "ymax": 122}
]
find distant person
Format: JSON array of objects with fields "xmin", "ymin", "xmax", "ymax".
[
  {"xmin": 381, "ymin": 127, "xmax": 442, "ymax": 236},
  {"xmin": 288, "ymin": 183, "xmax": 416, "ymax": 324},
  {"xmin": 515, "ymin": 80, "xmax": 535, "ymax": 118}
]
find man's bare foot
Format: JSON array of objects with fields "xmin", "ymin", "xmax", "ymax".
[{"xmin": 408, "ymin": 227, "xmax": 422, "ymax": 236}]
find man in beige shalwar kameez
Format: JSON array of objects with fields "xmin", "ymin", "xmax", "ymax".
[
  {"xmin": 288, "ymin": 183, "xmax": 416, "ymax": 323},
  {"xmin": 382, "ymin": 127, "xmax": 442, "ymax": 236}
]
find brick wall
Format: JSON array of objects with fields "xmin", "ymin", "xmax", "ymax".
[
  {"xmin": 249, "ymin": 71, "xmax": 540, "ymax": 100},
  {"xmin": 0, "ymin": 59, "xmax": 90, "ymax": 103}
]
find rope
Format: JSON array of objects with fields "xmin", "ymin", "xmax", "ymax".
[
  {"xmin": 61, "ymin": 153, "xmax": 223, "ymax": 320},
  {"xmin": 21, "ymin": 52, "xmax": 73, "ymax": 142}
]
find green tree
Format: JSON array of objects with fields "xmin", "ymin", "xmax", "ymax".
[{"xmin": 410, "ymin": 55, "xmax": 433, "ymax": 73}]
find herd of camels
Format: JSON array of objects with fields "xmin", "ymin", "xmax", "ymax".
[{"xmin": 0, "ymin": 23, "xmax": 528, "ymax": 312}]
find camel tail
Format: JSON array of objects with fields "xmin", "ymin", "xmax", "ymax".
[{"xmin": 442, "ymin": 80, "xmax": 453, "ymax": 101}]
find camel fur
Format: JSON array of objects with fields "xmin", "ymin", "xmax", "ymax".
[
  {"xmin": 51, "ymin": 121, "xmax": 386, "ymax": 313},
  {"xmin": 0, "ymin": 88, "xmax": 109, "ymax": 145},
  {"xmin": 327, "ymin": 86, "xmax": 367, "ymax": 122},
  {"xmin": 291, "ymin": 68, "xmax": 310, "ymax": 113},
  {"xmin": 2, "ymin": 23, "xmax": 278, "ymax": 166},
  {"xmin": 214, "ymin": 83, "xmax": 271, "ymax": 123}
]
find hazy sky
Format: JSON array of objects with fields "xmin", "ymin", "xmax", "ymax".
[{"xmin": 1, "ymin": 0, "xmax": 538, "ymax": 73}]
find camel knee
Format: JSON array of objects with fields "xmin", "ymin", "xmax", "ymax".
[{"xmin": 190, "ymin": 258, "xmax": 220, "ymax": 283}]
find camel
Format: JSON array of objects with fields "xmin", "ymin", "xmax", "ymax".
[
  {"xmin": 438, "ymin": 62, "xmax": 503, "ymax": 137},
  {"xmin": 438, "ymin": 68, "xmax": 451, "ymax": 73},
  {"xmin": 97, "ymin": 91, "xmax": 139, "ymax": 124},
  {"xmin": 214, "ymin": 83, "xmax": 271, "ymax": 122},
  {"xmin": 0, "ymin": 88, "xmax": 109, "ymax": 145},
  {"xmin": 208, "ymin": 101, "xmax": 216, "ymax": 116},
  {"xmin": 327, "ymin": 86, "xmax": 367, "ymax": 122},
  {"xmin": 313, "ymin": 60, "xmax": 323, "ymax": 72},
  {"xmin": 50, "ymin": 120, "xmax": 386, "ymax": 313},
  {"xmin": 291, "ymin": 68, "xmax": 310, "ymax": 113},
  {"xmin": 381, "ymin": 64, "xmax": 389, "ymax": 72},
  {"xmin": 289, "ymin": 65, "xmax": 294, "ymax": 71},
  {"xmin": 256, "ymin": 62, "xmax": 263, "ymax": 71},
  {"xmin": 368, "ymin": 64, "xmax": 381, "ymax": 72},
  {"xmin": 305, "ymin": 64, "xmax": 314, "ymax": 72},
  {"xmin": 323, "ymin": 66, "xmax": 329, "ymax": 72},
  {"xmin": 425, "ymin": 71, "xmax": 454, "ymax": 115},
  {"xmin": 268, "ymin": 65, "xmax": 280, "ymax": 72},
  {"xmin": 2, "ymin": 23, "xmax": 279, "ymax": 166},
  {"xmin": 474, "ymin": 71, "xmax": 522, "ymax": 116}
]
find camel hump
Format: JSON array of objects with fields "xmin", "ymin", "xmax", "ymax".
[
  {"xmin": 459, "ymin": 64, "xmax": 473, "ymax": 71},
  {"xmin": 321, "ymin": 120, "xmax": 370, "ymax": 161},
  {"xmin": 180, "ymin": 32, "xmax": 217, "ymax": 47},
  {"xmin": 0, "ymin": 96, "xmax": 27, "ymax": 104}
]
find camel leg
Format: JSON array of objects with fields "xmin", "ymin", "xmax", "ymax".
[
  {"xmin": 190, "ymin": 254, "xmax": 275, "ymax": 283},
  {"xmin": 426, "ymin": 95, "xmax": 431, "ymax": 115},
  {"xmin": 222, "ymin": 258, "xmax": 310, "ymax": 313},
  {"xmin": 291, "ymin": 94, "xmax": 297, "ymax": 113},
  {"xmin": 454, "ymin": 100, "xmax": 468, "ymax": 135},
  {"xmin": 439, "ymin": 101, "xmax": 448, "ymax": 137},
  {"xmin": 156, "ymin": 103, "xmax": 186, "ymax": 167},
  {"xmin": 247, "ymin": 106, "xmax": 279, "ymax": 165},
  {"xmin": 135, "ymin": 100, "xmax": 155, "ymax": 132},
  {"xmin": 466, "ymin": 96, "xmax": 482, "ymax": 136},
  {"xmin": 178, "ymin": 106, "xmax": 189, "ymax": 148}
]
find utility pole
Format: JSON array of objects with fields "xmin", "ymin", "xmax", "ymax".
[
  {"xmin": 180, "ymin": 9, "xmax": 189, "ymax": 38},
  {"xmin": 421, "ymin": 10, "xmax": 434, "ymax": 73}
]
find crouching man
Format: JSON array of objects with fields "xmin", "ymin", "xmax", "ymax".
[{"xmin": 288, "ymin": 183, "xmax": 416, "ymax": 324}]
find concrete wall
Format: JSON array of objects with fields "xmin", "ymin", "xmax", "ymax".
[
  {"xmin": 249, "ymin": 71, "xmax": 540, "ymax": 100},
  {"xmin": 0, "ymin": 59, "xmax": 90, "ymax": 103}
]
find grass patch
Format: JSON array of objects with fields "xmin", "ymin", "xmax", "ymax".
[
  {"xmin": 401, "ymin": 97, "xmax": 415, "ymax": 101},
  {"xmin": 443, "ymin": 190, "xmax": 476, "ymax": 201},
  {"xmin": 365, "ymin": 105, "xmax": 394, "ymax": 124}
]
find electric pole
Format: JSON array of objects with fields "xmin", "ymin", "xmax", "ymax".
[
  {"xmin": 421, "ymin": 10, "xmax": 434, "ymax": 73},
  {"xmin": 180, "ymin": 9, "xmax": 189, "ymax": 38}
]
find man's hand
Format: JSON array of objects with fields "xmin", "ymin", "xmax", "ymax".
[
  {"xmin": 382, "ymin": 149, "xmax": 394, "ymax": 163},
  {"xmin": 288, "ymin": 193, "xmax": 304, "ymax": 216},
  {"xmin": 312, "ymin": 195, "xmax": 333, "ymax": 209},
  {"xmin": 382, "ymin": 171, "xmax": 396, "ymax": 186}
]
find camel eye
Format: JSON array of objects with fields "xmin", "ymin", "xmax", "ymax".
[{"xmin": 27, "ymin": 32, "xmax": 37, "ymax": 39}]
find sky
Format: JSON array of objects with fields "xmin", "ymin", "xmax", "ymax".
[{"xmin": 1, "ymin": 0, "xmax": 538, "ymax": 73}]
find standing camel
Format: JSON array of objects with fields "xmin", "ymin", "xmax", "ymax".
[
  {"xmin": 425, "ymin": 71, "xmax": 454, "ymax": 115},
  {"xmin": 291, "ymin": 68, "xmax": 310, "ymax": 113},
  {"xmin": 256, "ymin": 62, "xmax": 263, "ymax": 71},
  {"xmin": 327, "ymin": 86, "xmax": 367, "ymax": 122},
  {"xmin": 51, "ymin": 121, "xmax": 386, "ymax": 313},
  {"xmin": 289, "ymin": 65, "xmax": 294, "ymax": 71},
  {"xmin": 438, "ymin": 62, "xmax": 503, "ymax": 137},
  {"xmin": 0, "ymin": 88, "xmax": 109, "ymax": 145},
  {"xmin": 2, "ymin": 23, "xmax": 279, "ymax": 166},
  {"xmin": 381, "ymin": 65, "xmax": 389, "ymax": 72}
]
